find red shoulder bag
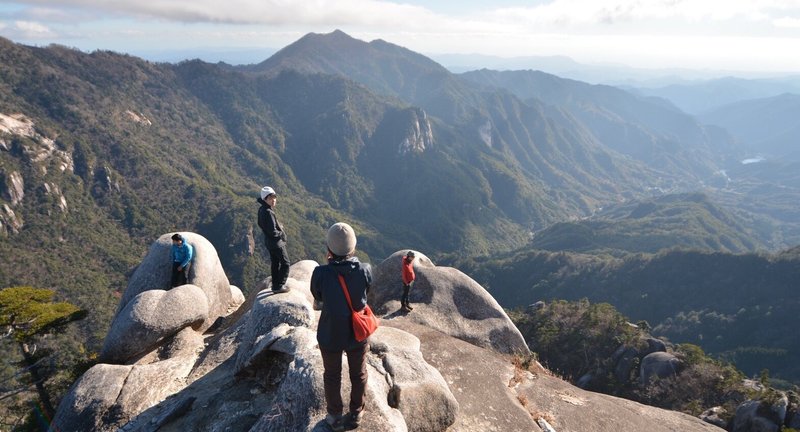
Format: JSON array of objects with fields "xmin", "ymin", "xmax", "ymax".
[{"xmin": 337, "ymin": 274, "xmax": 379, "ymax": 342}]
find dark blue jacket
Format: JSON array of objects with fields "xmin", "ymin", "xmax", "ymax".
[{"xmin": 311, "ymin": 257, "xmax": 372, "ymax": 351}]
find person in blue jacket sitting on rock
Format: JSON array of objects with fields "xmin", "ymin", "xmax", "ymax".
[{"xmin": 170, "ymin": 233, "xmax": 193, "ymax": 288}]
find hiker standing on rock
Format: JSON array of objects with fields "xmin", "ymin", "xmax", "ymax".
[
  {"xmin": 310, "ymin": 222, "xmax": 373, "ymax": 431},
  {"xmin": 170, "ymin": 233, "xmax": 193, "ymax": 288},
  {"xmin": 257, "ymin": 186, "xmax": 290, "ymax": 293},
  {"xmin": 401, "ymin": 251, "xmax": 416, "ymax": 312}
]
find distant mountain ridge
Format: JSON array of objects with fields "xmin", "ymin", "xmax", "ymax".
[
  {"xmin": 459, "ymin": 68, "xmax": 742, "ymax": 181},
  {"xmin": 700, "ymin": 93, "xmax": 800, "ymax": 161},
  {"xmin": 431, "ymin": 52, "xmax": 758, "ymax": 85},
  {"xmin": 632, "ymin": 76, "xmax": 800, "ymax": 115},
  {"xmin": 458, "ymin": 67, "xmax": 800, "ymax": 248},
  {"xmin": 244, "ymin": 31, "xmax": 730, "ymax": 216},
  {"xmin": 530, "ymin": 193, "xmax": 765, "ymax": 254}
]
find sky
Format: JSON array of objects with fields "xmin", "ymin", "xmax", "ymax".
[{"xmin": 1, "ymin": 0, "xmax": 800, "ymax": 73}]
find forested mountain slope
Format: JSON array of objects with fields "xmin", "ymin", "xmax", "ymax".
[{"xmin": 452, "ymin": 245, "xmax": 800, "ymax": 383}]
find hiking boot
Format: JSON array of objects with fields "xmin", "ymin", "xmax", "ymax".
[
  {"xmin": 341, "ymin": 410, "xmax": 364, "ymax": 430},
  {"xmin": 325, "ymin": 413, "xmax": 344, "ymax": 432},
  {"xmin": 272, "ymin": 285, "xmax": 290, "ymax": 293}
]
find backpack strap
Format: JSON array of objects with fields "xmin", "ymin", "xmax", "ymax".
[{"xmin": 337, "ymin": 274, "xmax": 355, "ymax": 312}]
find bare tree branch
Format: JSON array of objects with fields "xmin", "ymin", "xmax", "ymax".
[
  {"xmin": 0, "ymin": 385, "xmax": 34, "ymax": 401},
  {"xmin": 0, "ymin": 357, "xmax": 47, "ymax": 385}
]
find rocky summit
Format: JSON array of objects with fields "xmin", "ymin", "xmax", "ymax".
[{"xmin": 51, "ymin": 233, "xmax": 721, "ymax": 432}]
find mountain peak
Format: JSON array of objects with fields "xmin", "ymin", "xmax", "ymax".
[
  {"xmin": 292, "ymin": 29, "xmax": 361, "ymax": 49},
  {"xmin": 322, "ymin": 28, "xmax": 351, "ymax": 39},
  {"xmin": 251, "ymin": 30, "xmax": 450, "ymax": 100}
]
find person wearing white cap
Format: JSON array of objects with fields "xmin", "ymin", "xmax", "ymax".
[
  {"xmin": 310, "ymin": 222, "xmax": 373, "ymax": 431},
  {"xmin": 257, "ymin": 186, "xmax": 290, "ymax": 293}
]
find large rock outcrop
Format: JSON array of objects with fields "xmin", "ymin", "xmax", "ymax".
[
  {"xmin": 730, "ymin": 391, "xmax": 798, "ymax": 432},
  {"xmin": 100, "ymin": 284, "xmax": 209, "ymax": 363},
  {"xmin": 387, "ymin": 319, "xmax": 721, "ymax": 432},
  {"xmin": 0, "ymin": 169, "xmax": 24, "ymax": 205},
  {"xmin": 0, "ymin": 203, "xmax": 23, "ymax": 234},
  {"xmin": 372, "ymin": 250, "xmax": 530, "ymax": 356},
  {"xmin": 54, "ymin": 332, "xmax": 203, "ymax": 432},
  {"xmin": 54, "ymin": 251, "xmax": 459, "ymax": 432},
  {"xmin": 639, "ymin": 351, "xmax": 682, "ymax": 385},
  {"xmin": 371, "ymin": 327, "xmax": 459, "ymax": 431},
  {"xmin": 116, "ymin": 232, "xmax": 233, "ymax": 330},
  {"xmin": 99, "ymin": 233, "xmax": 235, "ymax": 364},
  {"xmin": 53, "ymin": 243, "xmax": 726, "ymax": 432}
]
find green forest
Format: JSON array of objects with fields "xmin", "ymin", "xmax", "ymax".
[{"xmin": 452, "ymin": 245, "xmax": 800, "ymax": 385}]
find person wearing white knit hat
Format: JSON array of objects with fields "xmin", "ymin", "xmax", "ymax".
[
  {"xmin": 311, "ymin": 222, "xmax": 373, "ymax": 431},
  {"xmin": 256, "ymin": 186, "xmax": 290, "ymax": 293},
  {"xmin": 326, "ymin": 222, "xmax": 357, "ymax": 257}
]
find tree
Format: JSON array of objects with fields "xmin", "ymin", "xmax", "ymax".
[{"xmin": 0, "ymin": 286, "xmax": 86, "ymax": 426}]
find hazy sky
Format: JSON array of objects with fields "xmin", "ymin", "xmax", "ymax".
[{"xmin": 1, "ymin": 0, "xmax": 800, "ymax": 72}]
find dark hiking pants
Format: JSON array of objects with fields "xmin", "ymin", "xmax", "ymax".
[
  {"xmin": 402, "ymin": 282, "xmax": 413, "ymax": 305},
  {"xmin": 268, "ymin": 245, "xmax": 290, "ymax": 289},
  {"xmin": 320, "ymin": 343, "xmax": 368, "ymax": 416},
  {"xmin": 171, "ymin": 262, "xmax": 189, "ymax": 288}
]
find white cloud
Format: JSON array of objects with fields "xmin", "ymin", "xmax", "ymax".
[
  {"xmin": 8, "ymin": 0, "xmax": 800, "ymax": 30},
  {"xmin": 9, "ymin": 20, "xmax": 57, "ymax": 39},
  {"xmin": 8, "ymin": 0, "xmax": 800, "ymax": 36},
  {"xmin": 3, "ymin": 0, "xmax": 800, "ymax": 72},
  {"xmin": 774, "ymin": 16, "xmax": 800, "ymax": 28},
  {"xmin": 487, "ymin": 0, "xmax": 800, "ymax": 27},
  {"xmin": 23, "ymin": 6, "xmax": 99, "ymax": 23},
  {"xmin": 9, "ymin": 0, "xmax": 438, "ymax": 26}
]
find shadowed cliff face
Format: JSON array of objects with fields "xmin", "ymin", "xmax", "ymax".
[{"xmin": 51, "ymin": 235, "xmax": 722, "ymax": 432}]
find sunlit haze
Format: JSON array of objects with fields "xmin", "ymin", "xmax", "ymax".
[{"xmin": 2, "ymin": 0, "xmax": 800, "ymax": 73}]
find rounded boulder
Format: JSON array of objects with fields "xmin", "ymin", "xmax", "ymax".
[
  {"xmin": 100, "ymin": 284, "xmax": 208, "ymax": 363},
  {"xmin": 372, "ymin": 250, "xmax": 529, "ymax": 355},
  {"xmin": 118, "ymin": 232, "xmax": 232, "ymax": 332},
  {"xmin": 639, "ymin": 351, "xmax": 682, "ymax": 385}
]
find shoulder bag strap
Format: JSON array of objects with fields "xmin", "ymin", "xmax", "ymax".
[{"xmin": 337, "ymin": 274, "xmax": 355, "ymax": 312}]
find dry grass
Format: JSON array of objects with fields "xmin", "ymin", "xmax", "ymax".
[{"xmin": 509, "ymin": 355, "xmax": 558, "ymax": 430}]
